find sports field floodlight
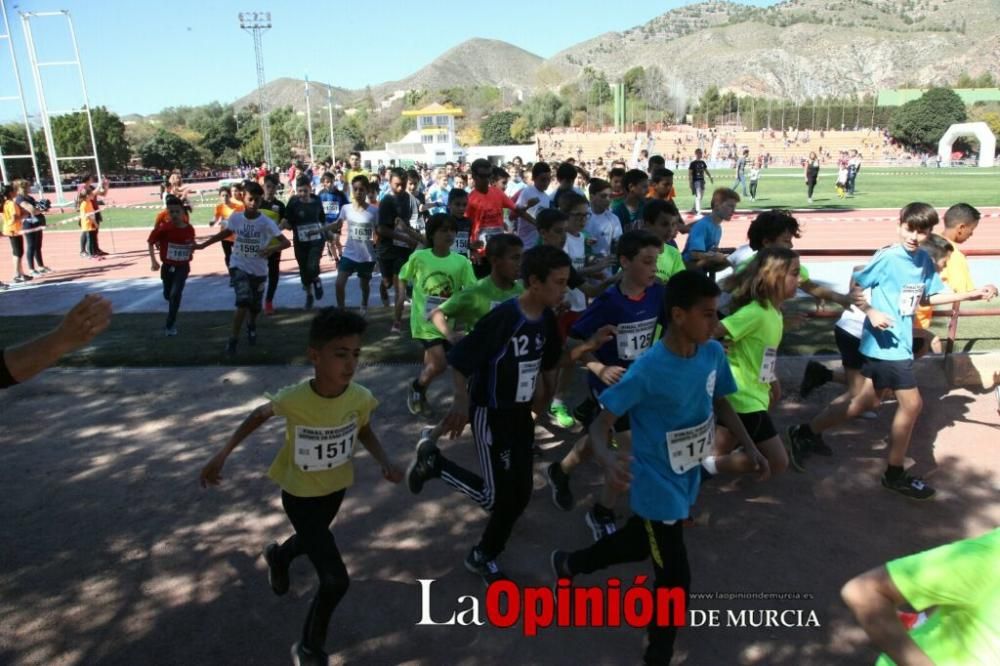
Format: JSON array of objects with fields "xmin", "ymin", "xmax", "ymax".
[
  {"xmin": 19, "ymin": 8, "xmax": 101, "ymax": 206},
  {"xmin": 239, "ymin": 10, "xmax": 273, "ymax": 168},
  {"xmin": 0, "ymin": 0, "xmax": 41, "ymax": 186}
]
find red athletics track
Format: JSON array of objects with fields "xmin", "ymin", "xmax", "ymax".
[{"xmin": 18, "ymin": 202, "xmax": 1000, "ymax": 287}]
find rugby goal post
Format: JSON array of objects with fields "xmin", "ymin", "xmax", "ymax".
[{"xmin": 937, "ymin": 122, "xmax": 996, "ymax": 168}]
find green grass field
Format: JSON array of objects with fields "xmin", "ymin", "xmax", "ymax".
[{"xmin": 36, "ymin": 167, "xmax": 1000, "ymax": 231}]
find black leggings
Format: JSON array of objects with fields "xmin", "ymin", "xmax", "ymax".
[
  {"xmin": 267, "ymin": 250, "xmax": 282, "ymax": 301},
  {"xmin": 80, "ymin": 230, "xmax": 98, "ymax": 256},
  {"xmin": 222, "ymin": 240, "xmax": 233, "ymax": 269},
  {"xmin": 294, "ymin": 242, "xmax": 323, "ymax": 288},
  {"xmin": 160, "ymin": 263, "xmax": 190, "ymax": 328},
  {"xmin": 807, "ymin": 181, "xmax": 817, "ymax": 199},
  {"xmin": 749, "ymin": 181, "xmax": 758, "ymax": 199},
  {"xmin": 24, "ymin": 231, "xmax": 43, "ymax": 270},
  {"xmin": 437, "ymin": 406, "xmax": 535, "ymax": 559},
  {"xmin": 276, "ymin": 490, "xmax": 349, "ymax": 654},
  {"xmin": 567, "ymin": 515, "xmax": 691, "ymax": 665}
]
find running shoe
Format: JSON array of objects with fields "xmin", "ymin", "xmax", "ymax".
[
  {"xmin": 550, "ymin": 549, "xmax": 572, "ymax": 581},
  {"xmin": 881, "ymin": 473, "xmax": 935, "ymax": 500},
  {"xmin": 12, "ymin": 274, "xmax": 31, "ymax": 283},
  {"xmin": 225, "ymin": 338, "xmax": 238, "ymax": 357},
  {"xmin": 0, "ymin": 282, "xmax": 7, "ymax": 291},
  {"xmin": 379, "ymin": 281, "xmax": 390, "ymax": 307},
  {"xmin": 784, "ymin": 425, "xmax": 811, "ymax": 472},
  {"xmin": 263, "ymin": 542, "xmax": 289, "ymax": 596},
  {"xmin": 406, "ymin": 382, "xmax": 424, "ymax": 416},
  {"xmin": 585, "ymin": 505, "xmax": 617, "ymax": 541},
  {"xmin": 406, "ymin": 437, "xmax": 440, "ymax": 495},
  {"xmin": 313, "ymin": 279, "xmax": 324, "ymax": 301},
  {"xmin": 164, "ymin": 327, "xmax": 178, "ymax": 337},
  {"xmin": 359, "ymin": 307, "xmax": 368, "ymax": 318},
  {"xmin": 290, "ymin": 641, "xmax": 328, "ymax": 666},
  {"xmin": 799, "ymin": 360, "xmax": 833, "ymax": 398},
  {"xmin": 545, "ymin": 462, "xmax": 573, "ymax": 511},
  {"xmin": 464, "ymin": 546, "xmax": 507, "ymax": 586},
  {"xmin": 30, "ymin": 269, "xmax": 44, "ymax": 277},
  {"xmin": 247, "ymin": 326, "xmax": 257, "ymax": 346},
  {"xmin": 550, "ymin": 403, "xmax": 576, "ymax": 429},
  {"xmin": 38, "ymin": 266, "xmax": 52, "ymax": 274},
  {"xmin": 860, "ymin": 410, "xmax": 879, "ymax": 420},
  {"xmin": 390, "ymin": 321, "xmax": 402, "ymax": 335},
  {"xmin": 263, "ymin": 300, "xmax": 275, "ymax": 316},
  {"xmin": 305, "ymin": 292, "xmax": 314, "ymax": 310}
]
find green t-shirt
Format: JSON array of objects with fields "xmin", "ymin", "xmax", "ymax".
[
  {"xmin": 878, "ymin": 528, "xmax": 1000, "ymax": 666},
  {"xmin": 438, "ymin": 276, "xmax": 524, "ymax": 331},
  {"xmin": 721, "ymin": 300, "xmax": 783, "ymax": 413},
  {"xmin": 656, "ymin": 244, "xmax": 686, "ymax": 282},
  {"xmin": 736, "ymin": 252, "xmax": 811, "ymax": 283},
  {"xmin": 399, "ymin": 248, "xmax": 476, "ymax": 340}
]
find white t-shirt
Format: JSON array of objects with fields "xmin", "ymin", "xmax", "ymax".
[
  {"xmin": 835, "ymin": 289, "xmax": 871, "ymax": 339},
  {"xmin": 515, "ymin": 185, "xmax": 550, "ymax": 247},
  {"xmin": 223, "ymin": 212, "xmax": 282, "ymax": 276},
  {"xmin": 564, "ymin": 232, "xmax": 587, "ymax": 312},
  {"xmin": 338, "ymin": 203, "xmax": 377, "ymax": 263},
  {"xmin": 585, "ymin": 209, "xmax": 622, "ymax": 259},
  {"xmin": 727, "ymin": 243, "xmax": 755, "ymax": 267}
]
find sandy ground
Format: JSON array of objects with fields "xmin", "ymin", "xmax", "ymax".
[{"xmin": 1, "ymin": 357, "xmax": 998, "ymax": 666}]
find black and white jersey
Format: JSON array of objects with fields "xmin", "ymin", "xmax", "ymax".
[{"xmin": 447, "ymin": 298, "xmax": 561, "ymax": 410}]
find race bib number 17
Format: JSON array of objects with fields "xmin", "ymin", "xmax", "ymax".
[{"xmin": 665, "ymin": 414, "xmax": 714, "ymax": 474}]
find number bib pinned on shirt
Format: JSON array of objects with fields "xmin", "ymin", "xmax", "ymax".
[
  {"xmin": 166, "ymin": 243, "xmax": 192, "ymax": 262},
  {"xmin": 759, "ymin": 347, "xmax": 777, "ymax": 383},
  {"xmin": 451, "ymin": 231, "xmax": 470, "ymax": 255},
  {"xmin": 236, "ymin": 240, "xmax": 260, "ymax": 257},
  {"xmin": 297, "ymin": 223, "xmax": 323, "ymax": 242},
  {"xmin": 322, "ymin": 201, "xmax": 340, "ymax": 217},
  {"xmin": 515, "ymin": 358, "xmax": 541, "ymax": 403},
  {"xmin": 424, "ymin": 295, "xmax": 446, "ymax": 319},
  {"xmin": 616, "ymin": 317, "xmax": 657, "ymax": 361},
  {"xmin": 349, "ymin": 223, "xmax": 373, "ymax": 242},
  {"xmin": 665, "ymin": 414, "xmax": 715, "ymax": 474},
  {"xmin": 478, "ymin": 226, "xmax": 503, "ymax": 245},
  {"xmin": 293, "ymin": 420, "xmax": 356, "ymax": 471},
  {"xmin": 898, "ymin": 284, "xmax": 923, "ymax": 316}
]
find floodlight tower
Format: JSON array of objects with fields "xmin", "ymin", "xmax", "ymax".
[{"xmin": 239, "ymin": 11, "xmax": 273, "ymax": 167}]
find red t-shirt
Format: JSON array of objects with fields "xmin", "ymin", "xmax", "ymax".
[
  {"xmin": 467, "ymin": 186, "xmax": 516, "ymax": 252},
  {"xmin": 148, "ymin": 223, "xmax": 196, "ymax": 265}
]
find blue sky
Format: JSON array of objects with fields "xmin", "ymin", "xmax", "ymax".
[{"xmin": 1, "ymin": 0, "xmax": 778, "ymax": 118}]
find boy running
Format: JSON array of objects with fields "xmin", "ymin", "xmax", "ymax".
[
  {"xmin": 197, "ymin": 182, "xmax": 290, "ymax": 356},
  {"xmin": 147, "ymin": 194, "xmax": 197, "ymax": 336},
  {"xmin": 318, "ymin": 171, "xmax": 348, "ymax": 263},
  {"xmin": 446, "ymin": 188, "xmax": 473, "ymax": 259},
  {"xmin": 583, "ymin": 178, "xmax": 622, "ymax": 268},
  {"xmin": 261, "ymin": 175, "xmax": 287, "ymax": 314},
  {"xmin": 199, "ymin": 308, "xmax": 403, "ymax": 666},
  {"xmin": 550, "ymin": 270, "xmax": 767, "ymax": 665},
  {"xmin": 400, "ymin": 214, "xmax": 476, "ymax": 416},
  {"xmin": 644, "ymin": 199, "xmax": 685, "ymax": 280},
  {"xmin": 376, "ymin": 168, "xmax": 423, "ymax": 333},
  {"xmin": 335, "ymin": 175, "xmax": 379, "ymax": 314},
  {"xmin": 682, "ymin": 188, "xmax": 738, "ymax": 274},
  {"xmin": 406, "ymin": 245, "xmax": 613, "ymax": 584},
  {"xmin": 787, "ymin": 203, "xmax": 995, "ymax": 498},
  {"xmin": 546, "ymin": 230, "xmax": 669, "ymax": 539},
  {"xmin": 212, "ymin": 183, "xmax": 245, "ymax": 269},
  {"xmin": 611, "ymin": 169, "xmax": 648, "ymax": 233},
  {"xmin": 284, "ymin": 175, "xmax": 328, "ymax": 310},
  {"xmin": 688, "ymin": 148, "xmax": 714, "ymax": 215}
]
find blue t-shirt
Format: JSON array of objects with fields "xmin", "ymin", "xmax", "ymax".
[
  {"xmin": 317, "ymin": 189, "xmax": 349, "ymax": 224},
  {"xmin": 570, "ymin": 283, "xmax": 667, "ymax": 395},
  {"xmin": 682, "ymin": 215, "xmax": 722, "ymax": 262},
  {"xmin": 599, "ymin": 339, "xmax": 737, "ymax": 522},
  {"xmin": 855, "ymin": 245, "xmax": 945, "ymax": 361},
  {"xmin": 427, "ymin": 186, "xmax": 449, "ymax": 216}
]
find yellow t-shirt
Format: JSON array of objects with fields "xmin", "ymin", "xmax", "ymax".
[
  {"xmin": 266, "ymin": 380, "xmax": 378, "ymax": 498},
  {"xmin": 915, "ymin": 246, "xmax": 974, "ymax": 329},
  {"xmin": 2, "ymin": 200, "xmax": 20, "ymax": 236}
]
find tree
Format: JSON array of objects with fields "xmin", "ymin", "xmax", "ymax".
[
  {"xmin": 199, "ymin": 114, "xmax": 240, "ymax": 165},
  {"xmin": 481, "ymin": 111, "xmax": 520, "ymax": 145},
  {"xmin": 889, "ymin": 87, "xmax": 967, "ymax": 150},
  {"xmin": 138, "ymin": 130, "xmax": 202, "ymax": 171},
  {"xmin": 509, "ymin": 116, "xmax": 533, "ymax": 144},
  {"xmin": 50, "ymin": 106, "xmax": 130, "ymax": 173},
  {"xmin": 623, "ymin": 66, "xmax": 645, "ymax": 97},
  {"xmin": 457, "ymin": 124, "xmax": 482, "ymax": 147}
]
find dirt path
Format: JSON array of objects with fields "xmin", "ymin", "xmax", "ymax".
[{"xmin": 1, "ymin": 358, "xmax": 997, "ymax": 666}]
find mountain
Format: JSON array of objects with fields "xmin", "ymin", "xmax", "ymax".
[
  {"xmin": 229, "ymin": 0, "xmax": 1000, "ymax": 113},
  {"xmin": 548, "ymin": 0, "xmax": 1000, "ymax": 99}
]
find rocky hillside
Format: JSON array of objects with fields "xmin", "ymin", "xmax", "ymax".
[{"xmin": 232, "ymin": 0, "xmax": 1000, "ymax": 112}]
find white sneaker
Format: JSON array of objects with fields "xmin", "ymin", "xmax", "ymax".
[
  {"xmin": 359, "ymin": 307, "xmax": 368, "ymax": 317},
  {"xmin": 165, "ymin": 327, "xmax": 178, "ymax": 337}
]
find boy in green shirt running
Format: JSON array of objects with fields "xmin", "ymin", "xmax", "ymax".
[
  {"xmin": 400, "ymin": 213, "xmax": 476, "ymax": 416},
  {"xmin": 430, "ymin": 233, "xmax": 524, "ymax": 341},
  {"xmin": 642, "ymin": 199, "xmax": 686, "ymax": 282}
]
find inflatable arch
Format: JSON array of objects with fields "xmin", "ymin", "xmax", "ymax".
[{"xmin": 937, "ymin": 122, "xmax": 996, "ymax": 168}]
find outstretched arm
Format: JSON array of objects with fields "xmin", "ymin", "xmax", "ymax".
[{"xmin": 199, "ymin": 403, "xmax": 275, "ymax": 487}]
